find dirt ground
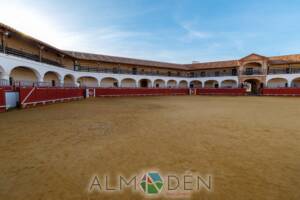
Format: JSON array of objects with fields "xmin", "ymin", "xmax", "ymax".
[{"xmin": 0, "ymin": 96, "xmax": 299, "ymax": 200}]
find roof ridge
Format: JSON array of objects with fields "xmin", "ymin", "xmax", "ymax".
[{"xmin": 63, "ymin": 50, "xmax": 182, "ymax": 66}]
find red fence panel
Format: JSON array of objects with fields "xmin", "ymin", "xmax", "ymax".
[
  {"xmin": 196, "ymin": 88, "xmax": 246, "ymax": 95},
  {"xmin": 262, "ymin": 88, "xmax": 300, "ymax": 96},
  {"xmin": 19, "ymin": 87, "xmax": 85, "ymax": 108},
  {"xmin": 95, "ymin": 88, "xmax": 189, "ymax": 96},
  {"xmin": 0, "ymin": 88, "xmax": 5, "ymax": 112}
]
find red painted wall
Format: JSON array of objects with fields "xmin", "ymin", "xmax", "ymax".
[
  {"xmin": 262, "ymin": 88, "xmax": 300, "ymax": 96},
  {"xmin": 19, "ymin": 87, "xmax": 85, "ymax": 106},
  {"xmin": 196, "ymin": 88, "xmax": 246, "ymax": 95},
  {"xmin": 0, "ymin": 88, "xmax": 5, "ymax": 112},
  {"xmin": 95, "ymin": 88, "xmax": 190, "ymax": 96}
]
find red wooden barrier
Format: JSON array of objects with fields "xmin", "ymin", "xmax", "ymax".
[
  {"xmin": 0, "ymin": 86, "xmax": 13, "ymax": 92},
  {"xmin": 261, "ymin": 88, "xmax": 300, "ymax": 96},
  {"xmin": 0, "ymin": 88, "xmax": 5, "ymax": 112},
  {"xmin": 196, "ymin": 88, "xmax": 246, "ymax": 95},
  {"xmin": 95, "ymin": 88, "xmax": 190, "ymax": 97},
  {"xmin": 19, "ymin": 87, "xmax": 85, "ymax": 108}
]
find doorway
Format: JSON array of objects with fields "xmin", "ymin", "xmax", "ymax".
[
  {"xmin": 244, "ymin": 79, "xmax": 261, "ymax": 95},
  {"xmin": 140, "ymin": 79, "xmax": 149, "ymax": 88}
]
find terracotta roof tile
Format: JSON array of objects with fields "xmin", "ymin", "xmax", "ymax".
[
  {"xmin": 185, "ymin": 60, "xmax": 239, "ymax": 70},
  {"xmin": 63, "ymin": 50, "xmax": 186, "ymax": 70},
  {"xmin": 269, "ymin": 54, "xmax": 300, "ymax": 65}
]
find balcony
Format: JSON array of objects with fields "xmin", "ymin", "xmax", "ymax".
[
  {"xmin": 191, "ymin": 72, "xmax": 236, "ymax": 78},
  {"xmin": 0, "ymin": 46, "xmax": 65, "ymax": 68},
  {"xmin": 268, "ymin": 68, "xmax": 300, "ymax": 75},
  {"xmin": 75, "ymin": 66, "xmax": 190, "ymax": 77},
  {"xmin": 242, "ymin": 69, "xmax": 263, "ymax": 75}
]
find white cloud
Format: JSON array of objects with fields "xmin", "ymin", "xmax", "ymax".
[
  {"xmin": 0, "ymin": 0, "xmax": 73, "ymax": 47},
  {"xmin": 0, "ymin": 1, "xmax": 219, "ymax": 63},
  {"xmin": 179, "ymin": 20, "xmax": 212, "ymax": 40},
  {"xmin": 0, "ymin": 0, "xmax": 152, "ymax": 57}
]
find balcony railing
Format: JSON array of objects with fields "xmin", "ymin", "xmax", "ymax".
[
  {"xmin": 190, "ymin": 72, "xmax": 236, "ymax": 78},
  {"xmin": 242, "ymin": 69, "xmax": 263, "ymax": 75},
  {"xmin": 0, "ymin": 79, "xmax": 10, "ymax": 86},
  {"xmin": 75, "ymin": 66, "xmax": 238, "ymax": 78},
  {"xmin": 0, "ymin": 46, "xmax": 65, "ymax": 68},
  {"xmin": 268, "ymin": 68, "xmax": 300, "ymax": 74},
  {"xmin": 75, "ymin": 66, "xmax": 190, "ymax": 77}
]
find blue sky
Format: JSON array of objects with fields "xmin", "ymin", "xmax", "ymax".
[{"xmin": 1, "ymin": 0, "xmax": 300, "ymax": 63}]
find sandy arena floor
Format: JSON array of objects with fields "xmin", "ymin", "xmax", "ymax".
[{"xmin": 0, "ymin": 96, "xmax": 299, "ymax": 200}]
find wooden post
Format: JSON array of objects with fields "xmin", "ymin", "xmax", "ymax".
[
  {"xmin": 60, "ymin": 54, "xmax": 65, "ymax": 66},
  {"xmin": 39, "ymin": 45, "xmax": 44, "ymax": 62}
]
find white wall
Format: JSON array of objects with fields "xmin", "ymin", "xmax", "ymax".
[
  {"xmin": 221, "ymin": 80, "xmax": 237, "ymax": 88},
  {"xmin": 100, "ymin": 78, "xmax": 118, "ymax": 87},
  {"xmin": 267, "ymin": 78, "xmax": 287, "ymax": 88},
  {"xmin": 121, "ymin": 79, "xmax": 136, "ymax": 87},
  {"xmin": 78, "ymin": 77, "xmax": 98, "ymax": 87}
]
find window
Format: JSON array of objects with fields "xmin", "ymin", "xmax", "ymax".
[
  {"xmin": 190, "ymin": 72, "xmax": 195, "ymax": 77},
  {"xmin": 215, "ymin": 71, "xmax": 220, "ymax": 76},
  {"xmin": 177, "ymin": 72, "xmax": 181, "ymax": 76},
  {"xmin": 168, "ymin": 71, "xmax": 171, "ymax": 76},
  {"xmin": 112, "ymin": 68, "xmax": 118, "ymax": 74},
  {"xmin": 232, "ymin": 69, "xmax": 237, "ymax": 76},
  {"xmin": 200, "ymin": 72, "xmax": 206, "ymax": 77},
  {"xmin": 245, "ymin": 68, "xmax": 253, "ymax": 75},
  {"xmin": 132, "ymin": 67, "xmax": 137, "ymax": 75}
]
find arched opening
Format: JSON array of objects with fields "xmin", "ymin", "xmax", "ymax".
[
  {"xmin": 167, "ymin": 80, "xmax": 177, "ymax": 88},
  {"xmin": 0, "ymin": 65, "xmax": 8, "ymax": 86},
  {"xmin": 121, "ymin": 78, "xmax": 136, "ymax": 88},
  {"xmin": 204, "ymin": 80, "xmax": 219, "ymax": 88},
  {"xmin": 139, "ymin": 79, "xmax": 152, "ymax": 88},
  {"xmin": 291, "ymin": 78, "xmax": 300, "ymax": 88},
  {"xmin": 0, "ymin": 65, "xmax": 4, "ymax": 79},
  {"xmin": 267, "ymin": 78, "xmax": 288, "ymax": 88},
  {"xmin": 77, "ymin": 76, "xmax": 98, "ymax": 87},
  {"xmin": 221, "ymin": 80, "xmax": 237, "ymax": 88},
  {"xmin": 190, "ymin": 80, "xmax": 202, "ymax": 88},
  {"xmin": 10, "ymin": 66, "xmax": 40, "ymax": 86},
  {"xmin": 44, "ymin": 71, "xmax": 61, "ymax": 87},
  {"xmin": 64, "ymin": 74, "xmax": 76, "ymax": 87},
  {"xmin": 100, "ymin": 77, "xmax": 118, "ymax": 88},
  {"xmin": 243, "ymin": 62, "xmax": 263, "ymax": 75},
  {"xmin": 153, "ymin": 79, "xmax": 166, "ymax": 88},
  {"xmin": 244, "ymin": 79, "xmax": 261, "ymax": 94},
  {"xmin": 179, "ymin": 80, "xmax": 188, "ymax": 88}
]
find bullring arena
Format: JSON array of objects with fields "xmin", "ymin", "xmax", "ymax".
[{"xmin": 0, "ymin": 23, "xmax": 300, "ymax": 199}]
